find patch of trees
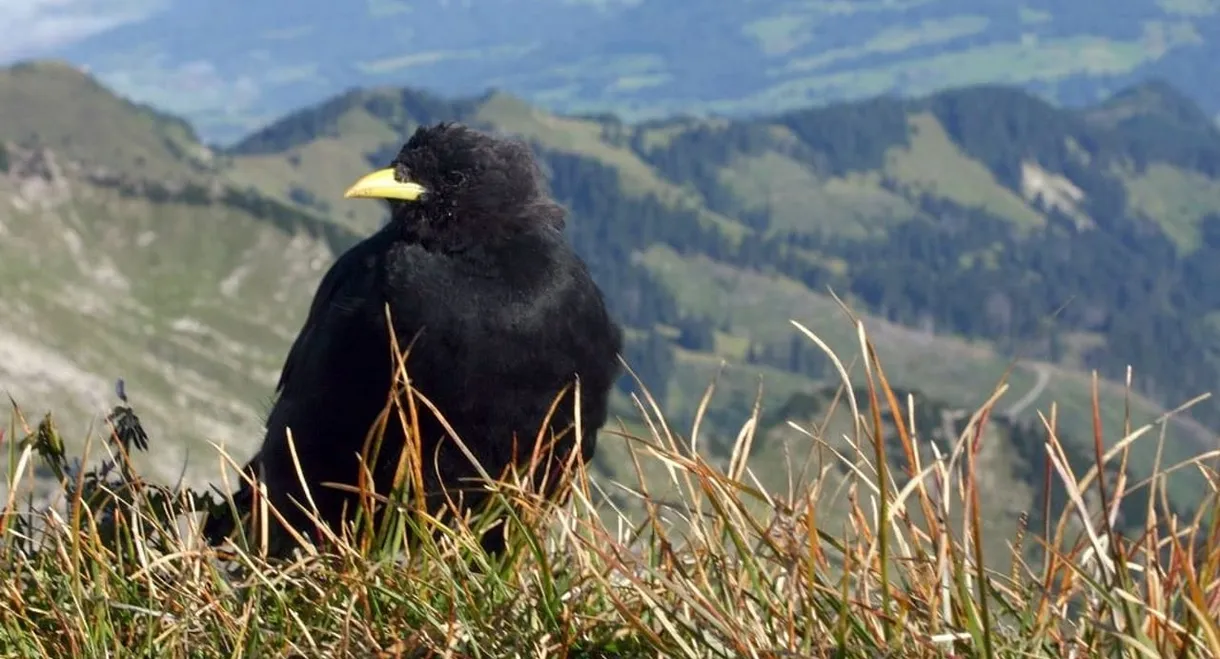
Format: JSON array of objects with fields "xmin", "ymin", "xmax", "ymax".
[
  {"xmin": 675, "ymin": 314, "xmax": 716, "ymax": 351},
  {"xmin": 745, "ymin": 335, "xmax": 828, "ymax": 381},
  {"xmin": 619, "ymin": 332, "xmax": 675, "ymax": 407},
  {"xmin": 220, "ymin": 187, "xmax": 360, "ymax": 254},
  {"xmin": 637, "ymin": 122, "xmax": 780, "ymax": 215},
  {"xmin": 762, "ymin": 190, "xmax": 1220, "ymax": 425},
  {"xmin": 95, "ymin": 172, "xmax": 361, "ymax": 257},
  {"xmin": 923, "ymin": 83, "xmax": 1220, "ymax": 184},
  {"xmin": 542, "ymin": 149, "xmax": 732, "ymax": 333},
  {"xmin": 777, "ymin": 96, "xmax": 914, "ymax": 175}
]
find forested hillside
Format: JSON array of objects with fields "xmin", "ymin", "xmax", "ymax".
[
  {"xmin": 1, "ymin": 60, "xmax": 1216, "ymax": 527},
  {"xmin": 226, "ymin": 77, "xmax": 1220, "ymax": 430},
  {"xmin": 636, "ymin": 81, "xmax": 1220, "ymax": 412}
]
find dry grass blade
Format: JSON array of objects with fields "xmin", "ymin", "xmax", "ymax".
[{"xmin": 0, "ymin": 305, "xmax": 1216, "ymax": 657}]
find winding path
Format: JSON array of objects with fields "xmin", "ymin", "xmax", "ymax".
[{"xmin": 1004, "ymin": 363, "xmax": 1051, "ymax": 419}]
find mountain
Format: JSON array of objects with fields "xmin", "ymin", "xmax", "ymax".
[
  {"xmin": 0, "ymin": 62, "xmax": 363, "ymax": 487},
  {"xmin": 19, "ymin": 0, "xmax": 1220, "ymax": 144},
  {"xmin": 0, "ymin": 60, "xmax": 1216, "ymax": 529}
]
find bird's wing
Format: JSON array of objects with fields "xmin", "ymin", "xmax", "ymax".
[
  {"xmin": 205, "ymin": 240, "xmax": 386, "ymax": 547},
  {"xmin": 273, "ymin": 262, "xmax": 344, "ymax": 396},
  {"xmin": 274, "ymin": 239, "xmax": 384, "ymax": 398}
]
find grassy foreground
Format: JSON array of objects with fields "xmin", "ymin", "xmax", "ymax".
[{"xmin": 0, "ymin": 318, "xmax": 1218, "ymax": 658}]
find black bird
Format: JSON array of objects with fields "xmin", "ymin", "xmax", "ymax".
[{"xmin": 203, "ymin": 122, "xmax": 623, "ymax": 557}]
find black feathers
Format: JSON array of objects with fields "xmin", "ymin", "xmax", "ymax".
[
  {"xmin": 203, "ymin": 123, "xmax": 623, "ymax": 557},
  {"xmin": 390, "ymin": 123, "xmax": 566, "ymax": 251}
]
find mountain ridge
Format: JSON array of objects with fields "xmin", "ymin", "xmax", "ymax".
[
  {"xmin": 0, "ymin": 60, "xmax": 1216, "ymax": 529},
  {"xmin": 21, "ymin": 0, "xmax": 1220, "ymax": 143}
]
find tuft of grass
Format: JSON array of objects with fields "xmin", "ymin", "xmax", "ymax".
[{"xmin": 0, "ymin": 312, "xmax": 1218, "ymax": 657}]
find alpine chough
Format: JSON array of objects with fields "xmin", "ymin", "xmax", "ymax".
[{"xmin": 204, "ymin": 122, "xmax": 623, "ymax": 557}]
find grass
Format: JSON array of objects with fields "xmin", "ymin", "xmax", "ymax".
[
  {"xmin": 717, "ymin": 152, "xmax": 916, "ymax": 240},
  {"xmin": 883, "ymin": 114, "xmax": 1046, "ymax": 230},
  {"xmin": 1, "ymin": 310, "xmax": 1217, "ymax": 657},
  {"xmin": 1121, "ymin": 163, "xmax": 1220, "ymax": 253}
]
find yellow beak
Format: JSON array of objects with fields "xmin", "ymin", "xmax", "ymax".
[{"xmin": 343, "ymin": 167, "xmax": 427, "ymax": 201}]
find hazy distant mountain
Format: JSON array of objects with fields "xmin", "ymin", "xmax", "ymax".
[{"xmin": 12, "ymin": 0, "xmax": 1220, "ymax": 143}]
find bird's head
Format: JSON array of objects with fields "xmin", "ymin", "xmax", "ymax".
[{"xmin": 343, "ymin": 122, "xmax": 565, "ymax": 248}]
